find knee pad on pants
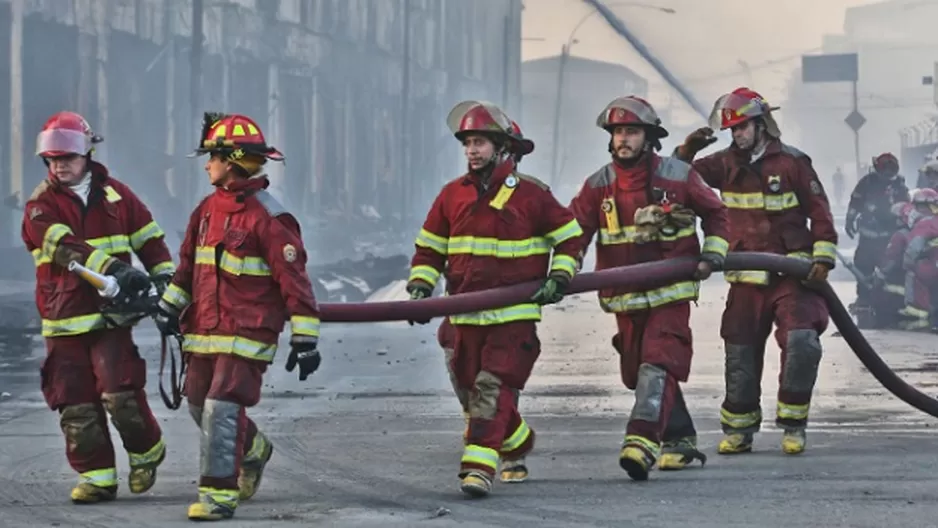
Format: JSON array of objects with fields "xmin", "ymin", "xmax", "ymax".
[
  {"xmin": 724, "ymin": 343, "xmax": 761, "ymax": 405},
  {"xmin": 629, "ymin": 363, "xmax": 667, "ymax": 423},
  {"xmin": 781, "ymin": 329, "xmax": 822, "ymax": 395},
  {"xmin": 60, "ymin": 403, "xmax": 107, "ymax": 456},
  {"xmin": 101, "ymin": 391, "xmax": 147, "ymax": 438},
  {"xmin": 200, "ymin": 398, "xmax": 241, "ymax": 479},
  {"xmin": 469, "ymin": 370, "xmax": 502, "ymax": 420}
]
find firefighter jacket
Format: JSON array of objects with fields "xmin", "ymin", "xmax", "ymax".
[
  {"xmin": 21, "ymin": 162, "xmax": 174, "ymax": 337},
  {"xmin": 877, "ymin": 228, "xmax": 911, "ymax": 294},
  {"xmin": 690, "ymin": 140, "xmax": 839, "ymax": 286},
  {"xmin": 903, "ymin": 215, "xmax": 938, "ymax": 273},
  {"xmin": 408, "ymin": 159, "xmax": 582, "ymax": 326},
  {"xmin": 847, "ymin": 173, "xmax": 910, "ymax": 239},
  {"xmin": 568, "ymin": 154, "xmax": 730, "ymax": 313},
  {"xmin": 159, "ymin": 176, "xmax": 320, "ymax": 363}
]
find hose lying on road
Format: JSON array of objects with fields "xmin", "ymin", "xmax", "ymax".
[{"xmin": 319, "ymin": 252, "xmax": 938, "ymax": 419}]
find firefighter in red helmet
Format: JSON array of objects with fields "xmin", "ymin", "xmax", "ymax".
[
  {"xmin": 408, "ymin": 100, "xmax": 582, "ymax": 497},
  {"xmin": 154, "ymin": 112, "xmax": 321, "ymax": 521},
  {"xmin": 21, "ymin": 111, "xmax": 174, "ymax": 503},
  {"xmin": 568, "ymin": 96, "xmax": 730, "ymax": 479},
  {"xmin": 675, "ymin": 87, "xmax": 839, "ymax": 456}
]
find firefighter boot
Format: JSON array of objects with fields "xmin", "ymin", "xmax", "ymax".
[
  {"xmin": 239, "ymin": 432, "xmax": 274, "ymax": 500},
  {"xmin": 618, "ymin": 443, "xmax": 656, "ymax": 481},
  {"xmin": 71, "ymin": 481, "xmax": 117, "ymax": 504},
  {"xmin": 658, "ymin": 436, "xmax": 707, "ymax": 471},
  {"xmin": 187, "ymin": 490, "xmax": 238, "ymax": 521},
  {"xmin": 717, "ymin": 433, "xmax": 754, "ymax": 454},
  {"xmin": 500, "ymin": 457, "xmax": 528, "ymax": 483},
  {"xmin": 459, "ymin": 471, "xmax": 493, "ymax": 498},
  {"xmin": 128, "ymin": 439, "xmax": 166, "ymax": 494},
  {"xmin": 781, "ymin": 428, "xmax": 807, "ymax": 455}
]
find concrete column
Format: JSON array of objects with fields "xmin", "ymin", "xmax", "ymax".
[
  {"xmin": 8, "ymin": 0, "xmax": 23, "ymax": 242},
  {"xmin": 95, "ymin": 0, "xmax": 110, "ymax": 162},
  {"xmin": 266, "ymin": 62, "xmax": 286, "ymax": 205}
]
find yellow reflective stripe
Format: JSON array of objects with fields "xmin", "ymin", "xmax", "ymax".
[
  {"xmin": 550, "ymin": 254, "xmax": 578, "ymax": 277},
  {"xmin": 290, "ymin": 315, "xmax": 321, "ymax": 337},
  {"xmin": 194, "ymin": 246, "xmax": 271, "ymax": 276},
  {"xmin": 812, "ymin": 240, "xmax": 837, "ymax": 262},
  {"xmin": 103, "ymin": 185, "xmax": 122, "ymax": 203},
  {"xmin": 501, "ymin": 419, "xmax": 531, "ymax": 453},
  {"xmin": 447, "ymin": 236, "xmax": 551, "ymax": 257},
  {"xmin": 884, "ymin": 284, "xmax": 905, "ymax": 295},
  {"xmin": 149, "ymin": 261, "xmax": 176, "ymax": 276},
  {"xmin": 41, "ymin": 223, "xmax": 72, "ymax": 260},
  {"xmin": 725, "ymin": 252, "xmax": 811, "ymax": 285},
  {"xmin": 415, "ymin": 228, "xmax": 448, "ymax": 255},
  {"xmin": 449, "ymin": 303, "xmax": 542, "ymax": 326},
  {"xmin": 719, "ymin": 408, "xmax": 762, "ymax": 429},
  {"xmin": 929, "ymin": 239, "xmax": 938, "ymax": 248},
  {"xmin": 408, "ymin": 265, "xmax": 441, "ymax": 288},
  {"xmin": 598, "ymin": 225, "xmax": 696, "ymax": 246},
  {"xmin": 545, "ymin": 219, "xmax": 583, "ymax": 246},
  {"xmin": 128, "ymin": 438, "xmax": 166, "ymax": 468},
  {"xmin": 599, "ymin": 281, "xmax": 699, "ymax": 313},
  {"xmin": 197, "ymin": 486, "xmax": 239, "ymax": 508},
  {"xmin": 623, "ymin": 434, "xmax": 661, "ymax": 459},
  {"xmin": 129, "ymin": 221, "xmax": 165, "ymax": 251},
  {"xmin": 79, "ymin": 467, "xmax": 118, "ymax": 487},
  {"xmin": 722, "ymin": 191, "xmax": 799, "ymax": 211},
  {"xmin": 776, "ymin": 402, "xmax": 809, "ymax": 421},
  {"xmin": 900, "ymin": 305, "xmax": 930, "ymax": 318},
  {"xmin": 86, "ymin": 234, "xmax": 133, "ymax": 255},
  {"xmin": 41, "ymin": 314, "xmax": 107, "ymax": 337},
  {"xmin": 461, "ymin": 444, "xmax": 499, "ymax": 471},
  {"xmin": 702, "ymin": 236, "xmax": 729, "ymax": 257},
  {"xmin": 31, "ymin": 248, "xmax": 51, "ymax": 266},
  {"xmin": 161, "ymin": 283, "xmax": 191, "ymax": 310},
  {"xmin": 85, "ymin": 249, "xmax": 113, "ymax": 274},
  {"xmin": 183, "ymin": 334, "xmax": 278, "ymax": 362}
]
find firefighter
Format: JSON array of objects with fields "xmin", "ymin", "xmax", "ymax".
[
  {"xmin": 567, "ymin": 96, "xmax": 730, "ymax": 479},
  {"xmin": 902, "ymin": 188, "xmax": 938, "ymax": 331},
  {"xmin": 675, "ymin": 87, "xmax": 839, "ymax": 455},
  {"xmin": 21, "ymin": 111, "xmax": 174, "ymax": 503},
  {"xmin": 154, "ymin": 113, "xmax": 322, "ymax": 521},
  {"xmin": 871, "ymin": 203, "xmax": 918, "ymax": 329},
  {"xmin": 435, "ymin": 118, "xmax": 536, "ymax": 484},
  {"xmin": 407, "ymin": 100, "xmax": 582, "ymax": 497},
  {"xmin": 844, "ymin": 153, "xmax": 910, "ymax": 318},
  {"xmin": 917, "ymin": 160, "xmax": 938, "ymax": 191}
]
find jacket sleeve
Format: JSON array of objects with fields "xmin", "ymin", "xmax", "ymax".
[
  {"xmin": 408, "ymin": 189, "xmax": 449, "ymax": 290},
  {"xmin": 567, "ymin": 181, "xmax": 600, "ymax": 267},
  {"xmin": 691, "ymin": 153, "xmax": 726, "ymax": 190},
  {"xmin": 846, "ymin": 176, "xmax": 867, "ymax": 220},
  {"xmin": 538, "ymin": 189, "xmax": 583, "ymax": 280},
  {"xmin": 260, "ymin": 213, "xmax": 321, "ymax": 341},
  {"xmin": 157, "ymin": 204, "xmax": 201, "ymax": 316},
  {"xmin": 686, "ymin": 170, "xmax": 730, "ymax": 259},
  {"xmin": 791, "ymin": 156, "xmax": 838, "ymax": 266},
  {"xmin": 120, "ymin": 184, "xmax": 175, "ymax": 276},
  {"xmin": 21, "ymin": 190, "xmax": 117, "ymax": 274}
]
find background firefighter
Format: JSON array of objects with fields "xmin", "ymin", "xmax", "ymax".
[
  {"xmin": 21, "ymin": 111, "xmax": 174, "ymax": 504},
  {"xmin": 154, "ymin": 113, "xmax": 322, "ymax": 521},
  {"xmin": 434, "ymin": 118, "xmax": 533, "ymax": 485},
  {"xmin": 901, "ymin": 188, "xmax": 938, "ymax": 331},
  {"xmin": 406, "ymin": 100, "xmax": 582, "ymax": 498},
  {"xmin": 845, "ymin": 153, "xmax": 910, "ymax": 318},
  {"xmin": 871, "ymin": 202, "xmax": 919, "ymax": 330},
  {"xmin": 675, "ymin": 87, "xmax": 838, "ymax": 456},
  {"xmin": 916, "ymin": 160, "xmax": 938, "ymax": 191},
  {"xmin": 567, "ymin": 96, "xmax": 730, "ymax": 480}
]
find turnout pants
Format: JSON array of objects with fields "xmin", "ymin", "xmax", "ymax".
[
  {"xmin": 452, "ymin": 322, "xmax": 537, "ymax": 480},
  {"xmin": 186, "ymin": 354, "xmax": 268, "ymax": 509},
  {"xmin": 41, "ymin": 328, "xmax": 164, "ymax": 489},
  {"xmin": 613, "ymin": 302, "xmax": 695, "ymax": 461},
  {"xmin": 719, "ymin": 277, "xmax": 828, "ymax": 433},
  {"xmin": 854, "ymin": 235, "xmax": 890, "ymax": 304}
]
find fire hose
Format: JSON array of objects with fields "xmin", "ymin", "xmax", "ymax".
[{"xmin": 318, "ymin": 252, "xmax": 938, "ymax": 419}]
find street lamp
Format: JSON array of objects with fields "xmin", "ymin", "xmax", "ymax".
[{"xmin": 549, "ymin": 2, "xmax": 676, "ymax": 185}]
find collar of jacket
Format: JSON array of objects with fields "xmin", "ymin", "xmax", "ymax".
[
  {"xmin": 461, "ymin": 159, "xmax": 516, "ymax": 191},
  {"xmin": 612, "ymin": 152, "xmax": 656, "ymax": 192},
  {"xmin": 213, "ymin": 174, "xmax": 269, "ymax": 212},
  {"xmin": 726, "ymin": 138, "xmax": 783, "ymax": 185},
  {"xmin": 46, "ymin": 160, "xmax": 110, "ymax": 197}
]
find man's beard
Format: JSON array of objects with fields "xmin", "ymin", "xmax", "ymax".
[{"xmin": 614, "ymin": 144, "xmax": 640, "ymax": 160}]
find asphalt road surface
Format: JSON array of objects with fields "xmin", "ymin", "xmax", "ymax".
[{"xmin": 0, "ymin": 280, "xmax": 936, "ymax": 528}]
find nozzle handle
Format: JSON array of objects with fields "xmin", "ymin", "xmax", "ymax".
[{"xmin": 68, "ymin": 260, "xmax": 121, "ymax": 298}]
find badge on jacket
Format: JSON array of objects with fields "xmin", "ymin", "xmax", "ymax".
[
  {"xmin": 767, "ymin": 175, "xmax": 781, "ymax": 193},
  {"xmin": 283, "ymin": 244, "xmax": 297, "ymax": 263}
]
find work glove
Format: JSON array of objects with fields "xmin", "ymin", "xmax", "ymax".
[
  {"xmin": 667, "ymin": 204, "xmax": 696, "ymax": 228},
  {"xmin": 634, "ymin": 204, "xmax": 667, "ymax": 244},
  {"xmin": 405, "ymin": 281, "xmax": 432, "ymax": 326},
  {"xmin": 530, "ymin": 273, "xmax": 570, "ymax": 306},
  {"xmin": 285, "ymin": 337, "xmax": 321, "ymax": 381},
  {"xmin": 676, "ymin": 127, "xmax": 717, "ymax": 162},
  {"xmin": 694, "ymin": 252, "xmax": 724, "ymax": 280},
  {"xmin": 845, "ymin": 210, "xmax": 859, "ymax": 239},
  {"xmin": 106, "ymin": 260, "xmax": 152, "ymax": 296},
  {"xmin": 153, "ymin": 302, "xmax": 180, "ymax": 337},
  {"xmin": 805, "ymin": 261, "xmax": 832, "ymax": 285}
]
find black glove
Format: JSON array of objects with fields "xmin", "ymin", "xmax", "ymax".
[
  {"xmin": 153, "ymin": 301, "xmax": 180, "ymax": 337},
  {"xmin": 405, "ymin": 282, "xmax": 432, "ymax": 326},
  {"xmin": 106, "ymin": 260, "xmax": 152, "ymax": 296},
  {"xmin": 530, "ymin": 274, "xmax": 570, "ymax": 306},
  {"xmin": 285, "ymin": 338, "xmax": 321, "ymax": 381},
  {"xmin": 845, "ymin": 210, "xmax": 859, "ymax": 239}
]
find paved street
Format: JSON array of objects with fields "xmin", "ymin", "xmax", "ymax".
[{"xmin": 0, "ymin": 280, "xmax": 936, "ymax": 527}]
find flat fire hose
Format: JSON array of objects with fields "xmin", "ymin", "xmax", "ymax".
[{"xmin": 318, "ymin": 252, "xmax": 938, "ymax": 419}]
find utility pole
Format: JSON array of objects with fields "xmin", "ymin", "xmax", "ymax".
[
  {"xmin": 189, "ymin": 0, "xmax": 204, "ymax": 209},
  {"xmin": 549, "ymin": 43, "xmax": 569, "ymax": 187},
  {"xmin": 401, "ymin": 0, "xmax": 412, "ymax": 227},
  {"xmin": 8, "ymin": 0, "xmax": 23, "ymax": 246}
]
